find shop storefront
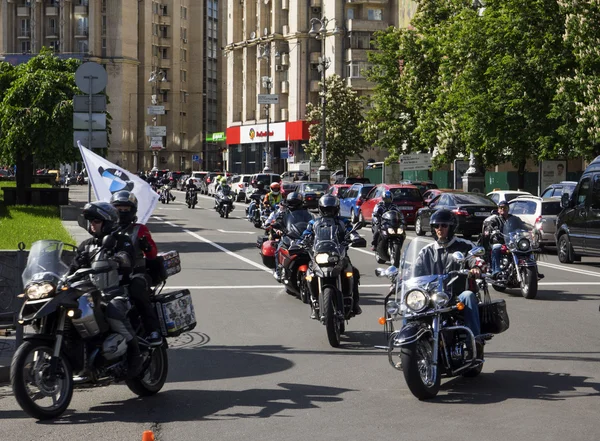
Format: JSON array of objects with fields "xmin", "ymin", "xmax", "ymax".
[{"xmin": 226, "ymin": 120, "xmax": 310, "ymax": 174}]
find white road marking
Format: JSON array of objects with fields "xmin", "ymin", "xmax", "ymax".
[
  {"xmin": 538, "ymin": 261, "xmax": 600, "ymax": 278},
  {"xmin": 217, "ymin": 229, "xmax": 255, "ymax": 234}
]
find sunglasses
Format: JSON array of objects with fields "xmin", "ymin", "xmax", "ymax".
[
  {"xmin": 90, "ymin": 219, "xmax": 103, "ymax": 225},
  {"xmin": 498, "ymin": 206, "xmax": 508, "ymax": 210},
  {"xmin": 433, "ymin": 223, "xmax": 449, "ymax": 229}
]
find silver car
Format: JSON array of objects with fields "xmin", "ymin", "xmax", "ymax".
[{"xmin": 508, "ymin": 196, "xmax": 562, "ymax": 247}]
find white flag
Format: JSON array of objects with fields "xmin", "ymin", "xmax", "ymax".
[{"xmin": 77, "ymin": 141, "xmax": 158, "ymax": 224}]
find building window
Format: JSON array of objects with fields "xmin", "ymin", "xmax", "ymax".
[
  {"xmin": 102, "ymin": 38, "xmax": 107, "ymax": 49},
  {"xmin": 161, "ymin": 47, "xmax": 168, "ymax": 59},
  {"xmin": 160, "ymin": 26, "xmax": 168, "ymax": 38},
  {"xmin": 101, "ymin": 16, "xmax": 107, "ymax": 36},
  {"xmin": 367, "ymin": 9, "xmax": 383, "ymax": 21},
  {"xmin": 181, "ymin": 48, "xmax": 187, "ymax": 62},
  {"xmin": 21, "ymin": 40, "xmax": 31, "ymax": 53},
  {"xmin": 160, "ymin": 4, "xmax": 168, "ymax": 16},
  {"xmin": 347, "ymin": 8, "xmax": 354, "ymax": 19},
  {"xmin": 350, "ymin": 32, "xmax": 373, "ymax": 50},
  {"xmin": 181, "ymin": 27, "xmax": 187, "ymax": 40},
  {"xmin": 345, "ymin": 62, "xmax": 371, "ymax": 78},
  {"xmin": 180, "ymin": 70, "xmax": 187, "ymax": 82},
  {"xmin": 78, "ymin": 40, "xmax": 89, "ymax": 54},
  {"xmin": 48, "ymin": 18, "xmax": 57, "ymax": 35},
  {"xmin": 161, "ymin": 91, "xmax": 168, "ymax": 102},
  {"xmin": 20, "ymin": 19, "xmax": 30, "ymax": 37},
  {"xmin": 153, "ymin": 24, "xmax": 158, "ymax": 36},
  {"xmin": 152, "ymin": 2, "xmax": 159, "ymax": 15},
  {"xmin": 181, "ymin": 92, "xmax": 187, "ymax": 103},
  {"xmin": 50, "ymin": 40, "xmax": 60, "ymax": 52},
  {"xmin": 101, "ymin": 0, "xmax": 107, "ymax": 13},
  {"xmin": 181, "ymin": 6, "xmax": 187, "ymax": 19},
  {"xmin": 77, "ymin": 17, "xmax": 89, "ymax": 35}
]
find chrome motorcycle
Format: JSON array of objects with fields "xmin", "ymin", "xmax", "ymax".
[{"xmin": 373, "ymin": 210, "xmax": 406, "ymax": 267}]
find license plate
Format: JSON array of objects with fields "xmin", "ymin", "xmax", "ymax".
[
  {"xmin": 399, "ymin": 206, "xmax": 413, "ymax": 210},
  {"xmin": 474, "ymin": 211, "xmax": 489, "ymax": 217}
]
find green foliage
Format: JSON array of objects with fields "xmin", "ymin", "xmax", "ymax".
[
  {"xmin": 304, "ymin": 74, "xmax": 367, "ymax": 170},
  {"xmin": 0, "ymin": 49, "xmax": 81, "ymax": 167}
]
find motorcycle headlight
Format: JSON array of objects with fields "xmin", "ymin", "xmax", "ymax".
[
  {"xmin": 386, "ymin": 300, "xmax": 400, "ymax": 316},
  {"xmin": 431, "ymin": 292, "xmax": 450, "ymax": 308},
  {"xmin": 387, "ymin": 227, "xmax": 396, "ymax": 234},
  {"xmin": 405, "ymin": 289, "xmax": 429, "ymax": 312},
  {"xmin": 396, "ymin": 227, "xmax": 404, "ymax": 235},
  {"xmin": 315, "ymin": 253, "xmax": 330, "ymax": 264},
  {"xmin": 25, "ymin": 283, "xmax": 55, "ymax": 300},
  {"xmin": 517, "ymin": 238, "xmax": 530, "ymax": 251}
]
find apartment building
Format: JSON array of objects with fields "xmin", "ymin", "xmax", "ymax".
[
  {"xmin": 223, "ymin": 0, "xmax": 419, "ymax": 175},
  {"xmin": 0, "ymin": 0, "xmax": 223, "ymax": 173}
]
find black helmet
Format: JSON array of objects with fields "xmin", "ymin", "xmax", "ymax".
[
  {"xmin": 82, "ymin": 201, "xmax": 119, "ymax": 238},
  {"xmin": 429, "ymin": 209, "xmax": 457, "ymax": 245},
  {"xmin": 256, "ymin": 180, "xmax": 265, "ymax": 190},
  {"xmin": 110, "ymin": 191, "xmax": 138, "ymax": 226},
  {"xmin": 318, "ymin": 194, "xmax": 340, "ymax": 218},
  {"xmin": 285, "ymin": 192, "xmax": 303, "ymax": 210},
  {"xmin": 498, "ymin": 200, "xmax": 509, "ymax": 209}
]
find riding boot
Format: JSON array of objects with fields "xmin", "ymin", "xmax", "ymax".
[{"xmin": 127, "ymin": 338, "xmax": 144, "ymax": 379}]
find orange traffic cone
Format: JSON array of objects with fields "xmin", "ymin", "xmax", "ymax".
[{"xmin": 142, "ymin": 430, "xmax": 155, "ymax": 441}]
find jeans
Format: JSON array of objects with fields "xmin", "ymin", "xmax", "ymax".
[
  {"xmin": 247, "ymin": 201, "xmax": 257, "ymax": 219},
  {"xmin": 491, "ymin": 244, "xmax": 502, "ymax": 274},
  {"xmin": 458, "ymin": 290, "xmax": 481, "ymax": 337}
]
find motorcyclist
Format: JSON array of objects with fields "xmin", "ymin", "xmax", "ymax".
[
  {"xmin": 481, "ymin": 200, "xmax": 544, "ymax": 280},
  {"xmin": 371, "ymin": 190, "xmax": 405, "ymax": 251},
  {"xmin": 69, "ymin": 201, "xmax": 143, "ymax": 377},
  {"xmin": 302, "ymin": 195, "xmax": 362, "ymax": 317},
  {"xmin": 246, "ymin": 180, "xmax": 268, "ymax": 220},
  {"xmin": 159, "ymin": 174, "xmax": 174, "ymax": 202},
  {"xmin": 215, "ymin": 176, "xmax": 232, "ymax": 212},
  {"xmin": 262, "ymin": 182, "xmax": 283, "ymax": 210},
  {"xmin": 413, "ymin": 209, "xmax": 482, "ymax": 340},
  {"xmin": 185, "ymin": 177, "xmax": 198, "ymax": 205},
  {"xmin": 110, "ymin": 191, "xmax": 162, "ymax": 347}
]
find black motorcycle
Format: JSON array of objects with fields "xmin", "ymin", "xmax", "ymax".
[
  {"xmin": 246, "ymin": 192, "xmax": 267, "ymax": 228},
  {"xmin": 373, "ymin": 210, "xmax": 406, "ymax": 267},
  {"xmin": 303, "ymin": 219, "xmax": 366, "ymax": 347},
  {"xmin": 159, "ymin": 184, "xmax": 175, "ymax": 204},
  {"xmin": 186, "ymin": 187, "xmax": 198, "ymax": 209},
  {"xmin": 10, "ymin": 239, "xmax": 192, "ymax": 420},
  {"xmin": 375, "ymin": 238, "xmax": 509, "ymax": 399},
  {"xmin": 483, "ymin": 216, "xmax": 539, "ymax": 299},
  {"xmin": 216, "ymin": 186, "xmax": 234, "ymax": 218}
]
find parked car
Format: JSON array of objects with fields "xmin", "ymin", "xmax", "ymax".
[
  {"xmin": 508, "ymin": 196, "xmax": 562, "ymax": 248},
  {"xmin": 555, "ymin": 156, "xmax": 600, "ymax": 263},
  {"xmin": 281, "ymin": 181, "xmax": 298, "ymax": 197},
  {"xmin": 334, "ymin": 177, "xmax": 371, "ymax": 185},
  {"xmin": 250, "ymin": 173, "xmax": 281, "ymax": 187},
  {"xmin": 327, "ymin": 184, "xmax": 351, "ymax": 199},
  {"xmin": 422, "ymin": 188, "xmax": 454, "ymax": 205},
  {"xmin": 415, "ymin": 191, "xmax": 496, "ymax": 239},
  {"xmin": 199, "ymin": 171, "xmax": 232, "ymax": 194},
  {"xmin": 166, "ymin": 171, "xmax": 184, "ymax": 186},
  {"xmin": 541, "ymin": 181, "xmax": 578, "ymax": 199},
  {"xmin": 487, "ymin": 189, "xmax": 532, "ymax": 204},
  {"xmin": 230, "ymin": 174, "xmax": 252, "ymax": 201},
  {"xmin": 280, "ymin": 170, "xmax": 308, "ymax": 182},
  {"xmin": 176, "ymin": 174, "xmax": 190, "ymax": 190},
  {"xmin": 399, "ymin": 180, "xmax": 438, "ymax": 194},
  {"xmin": 339, "ymin": 183, "xmax": 375, "ymax": 223},
  {"xmin": 207, "ymin": 176, "xmax": 222, "ymax": 196},
  {"xmin": 359, "ymin": 184, "xmax": 424, "ymax": 225},
  {"xmin": 296, "ymin": 182, "xmax": 330, "ymax": 209}
]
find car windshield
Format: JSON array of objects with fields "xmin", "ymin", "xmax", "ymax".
[
  {"xmin": 22, "ymin": 240, "xmax": 70, "ymax": 287},
  {"xmin": 359, "ymin": 186, "xmax": 373, "ymax": 198},
  {"xmin": 391, "ymin": 188, "xmax": 422, "ymax": 202},
  {"xmin": 453, "ymin": 194, "xmax": 494, "ymax": 205},
  {"xmin": 303, "ymin": 183, "xmax": 328, "ymax": 192}
]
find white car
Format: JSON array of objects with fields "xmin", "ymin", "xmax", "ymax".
[
  {"xmin": 207, "ymin": 176, "xmax": 221, "ymax": 196},
  {"xmin": 486, "ymin": 189, "xmax": 532, "ymax": 205},
  {"xmin": 508, "ymin": 196, "xmax": 562, "ymax": 247},
  {"xmin": 230, "ymin": 174, "xmax": 252, "ymax": 201}
]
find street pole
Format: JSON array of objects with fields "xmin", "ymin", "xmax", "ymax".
[
  {"xmin": 319, "ymin": 32, "xmax": 328, "ymax": 183},
  {"xmin": 265, "ymin": 103, "xmax": 271, "ymax": 172}
]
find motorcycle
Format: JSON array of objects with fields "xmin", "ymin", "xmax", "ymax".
[
  {"xmin": 215, "ymin": 187, "xmax": 234, "ymax": 218},
  {"xmin": 10, "ymin": 239, "xmax": 193, "ymax": 420},
  {"xmin": 185, "ymin": 187, "xmax": 198, "ymax": 209},
  {"xmin": 159, "ymin": 185, "xmax": 175, "ymax": 204},
  {"xmin": 485, "ymin": 216, "xmax": 539, "ymax": 299},
  {"xmin": 246, "ymin": 192, "xmax": 268, "ymax": 228},
  {"xmin": 303, "ymin": 219, "xmax": 366, "ymax": 347},
  {"xmin": 76, "ymin": 174, "xmax": 85, "ymax": 185},
  {"xmin": 275, "ymin": 209, "xmax": 313, "ymax": 303},
  {"xmin": 375, "ymin": 237, "xmax": 509, "ymax": 400},
  {"xmin": 373, "ymin": 210, "xmax": 406, "ymax": 267}
]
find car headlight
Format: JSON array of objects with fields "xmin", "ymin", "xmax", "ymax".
[
  {"xmin": 431, "ymin": 292, "xmax": 450, "ymax": 308},
  {"xmin": 386, "ymin": 300, "xmax": 400, "ymax": 316},
  {"xmin": 405, "ymin": 289, "xmax": 429, "ymax": 312},
  {"xmin": 25, "ymin": 283, "xmax": 55, "ymax": 300},
  {"xmin": 315, "ymin": 253, "xmax": 330, "ymax": 264},
  {"xmin": 517, "ymin": 238, "xmax": 530, "ymax": 251}
]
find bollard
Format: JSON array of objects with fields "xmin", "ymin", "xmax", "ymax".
[{"xmin": 141, "ymin": 431, "xmax": 155, "ymax": 441}]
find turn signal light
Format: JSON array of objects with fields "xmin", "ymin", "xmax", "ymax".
[
  {"xmin": 378, "ymin": 317, "xmax": 387, "ymax": 325},
  {"xmin": 345, "ymin": 272, "xmax": 353, "ymax": 278},
  {"xmin": 456, "ymin": 302, "xmax": 465, "ymax": 311}
]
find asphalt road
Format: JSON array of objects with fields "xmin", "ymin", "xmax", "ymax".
[{"xmin": 1, "ymin": 188, "xmax": 599, "ymax": 441}]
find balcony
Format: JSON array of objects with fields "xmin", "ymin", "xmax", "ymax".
[
  {"xmin": 345, "ymin": 48, "xmax": 369, "ymax": 62},
  {"xmin": 17, "ymin": 7, "xmax": 30, "ymax": 16},
  {"xmin": 281, "ymin": 80, "xmax": 289, "ymax": 94},
  {"xmin": 158, "ymin": 58, "xmax": 171, "ymax": 68},
  {"xmin": 46, "ymin": 28, "xmax": 59, "ymax": 39},
  {"xmin": 157, "ymin": 38, "xmax": 172, "ymax": 47},
  {"xmin": 310, "ymin": 80, "xmax": 321, "ymax": 93},
  {"xmin": 74, "ymin": 5, "xmax": 88, "ymax": 15},
  {"xmin": 46, "ymin": 6, "xmax": 59, "ymax": 16},
  {"xmin": 280, "ymin": 108, "xmax": 289, "ymax": 121},
  {"xmin": 310, "ymin": 0, "xmax": 321, "ymax": 6},
  {"xmin": 346, "ymin": 77, "xmax": 372, "ymax": 90},
  {"xmin": 18, "ymin": 29, "xmax": 31, "ymax": 39},
  {"xmin": 346, "ymin": 19, "xmax": 389, "ymax": 33},
  {"xmin": 158, "ymin": 81, "xmax": 171, "ymax": 90},
  {"xmin": 156, "ymin": 15, "xmax": 171, "ymax": 26},
  {"xmin": 74, "ymin": 28, "xmax": 89, "ymax": 38},
  {"xmin": 309, "ymin": 51, "xmax": 321, "ymax": 64}
]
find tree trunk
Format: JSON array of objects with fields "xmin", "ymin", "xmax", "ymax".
[
  {"xmin": 517, "ymin": 161, "xmax": 526, "ymax": 191},
  {"xmin": 15, "ymin": 153, "xmax": 34, "ymax": 205}
]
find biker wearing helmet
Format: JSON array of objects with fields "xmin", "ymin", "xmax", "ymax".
[
  {"xmin": 413, "ymin": 209, "xmax": 482, "ymax": 342},
  {"xmin": 246, "ymin": 180, "xmax": 269, "ymax": 220},
  {"xmin": 301, "ymin": 195, "xmax": 362, "ymax": 316},
  {"xmin": 70, "ymin": 201, "xmax": 144, "ymax": 377},
  {"xmin": 110, "ymin": 191, "xmax": 162, "ymax": 347},
  {"xmin": 263, "ymin": 182, "xmax": 283, "ymax": 209},
  {"xmin": 371, "ymin": 190, "xmax": 405, "ymax": 250},
  {"xmin": 214, "ymin": 177, "xmax": 233, "ymax": 212}
]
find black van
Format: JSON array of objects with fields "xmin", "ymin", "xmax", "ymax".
[{"xmin": 555, "ymin": 155, "xmax": 600, "ymax": 263}]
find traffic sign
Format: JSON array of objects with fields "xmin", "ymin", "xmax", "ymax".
[
  {"xmin": 258, "ymin": 94, "xmax": 279, "ymax": 105},
  {"xmin": 73, "ymin": 95, "xmax": 106, "ymax": 112},
  {"xmin": 73, "ymin": 130, "xmax": 108, "ymax": 148},
  {"xmin": 73, "ymin": 112, "xmax": 106, "ymax": 130},
  {"xmin": 399, "ymin": 153, "xmax": 432, "ymax": 171},
  {"xmin": 75, "ymin": 62, "xmax": 107, "ymax": 94},
  {"xmin": 150, "ymin": 138, "xmax": 163, "ymax": 148},
  {"xmin": 192, "ymin": 154, "xmax": 200, "ymax": 162},
  {"xmin": 145, "ymin": 125, "xmax": 167, "ymax": 137},
  {"xmin": 147, "ymin": 106, "xmax": 166, "ymax": 115}
]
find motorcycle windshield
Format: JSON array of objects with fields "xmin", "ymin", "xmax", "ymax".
[
  {"xmin": 221, "ymin": 186, "xmax": 231, "ymax": 196},
  {"xmin": 382, "ymin": 210, "xmax": 403, "ymax": 226},
  {"xmin": 285, "ymin": 210, "xmax": 313, "ymax": 239},
  {"xmin": 312, "ymin": 218, "xmax": 343, "ymax": 255},
  {"xmin": 22, "ymin": 240, "xmax": 70, "ymax": 287},
  {"xmin": 503, "ymin": 215, "xmax": 534, "ymax": 250},
  {"xmin": 399, "ymin": 236, "xmax": 439, "ymax": 282}
]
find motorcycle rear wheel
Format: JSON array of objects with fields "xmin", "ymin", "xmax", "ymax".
[
  {"xmin": 401, "ymin": 338, "xmax": 440, "ymax": 400},
  {"xmin": 11, "ymin": 340, "xmax": 74, "ymax": 420},
  {"xmin": 521, "ymin": 266, "xmax": 538, "ymax": 299},
  {"xmin": 126, "ymin": 343, "xmax": 169, "ymax": 396},
  {"xmin": 322, "ymin": 287, "xmax": 341, "ymax": 347},
  {"xmin": 299, "ymin": 272, "xmax": 310, "ymax": 304}
]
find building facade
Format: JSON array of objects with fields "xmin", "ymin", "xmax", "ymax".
[
  {"xmin": 223, "ymin": 0, "xmax": 419, "ymax": 175},
  {"xmin": 0, "ymin": 0, "xmax": 224, "ymax": 173}
]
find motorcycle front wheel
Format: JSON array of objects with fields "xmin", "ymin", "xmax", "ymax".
[
  {"xmin": 126, "ymin": 343, "xmax": 169, "ymax": 396},
  {"xmin": 521, "ymin": 266, "xmax": 538, "ymax": 299},
  {"xmin": 11, "ymin": 340, "xmax": 74, "ymax": 420},
  {"xmin": 391, "ymin": 241, "xmax": 401, "ymax": 267},
  {"xmin": 322, "ymin": 287, "xmax": 341, "ymax": 347},
  {"xmin": 401, "ymin": 338, "xmax": 440, "ymax": 400}
]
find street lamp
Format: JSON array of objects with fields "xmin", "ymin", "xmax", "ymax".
[
  {"xmin": 257, "ymin": 43, "xmax": 280, "ymax": 173},
  {"xmin": 148, "ymin": 70, "xmax": 167, "ymax": 170},
  {"xmin": 309, "ymin": 16, "xmax": 343, "ymax": 183}
]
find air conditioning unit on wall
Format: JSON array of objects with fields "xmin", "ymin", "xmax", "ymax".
[
  {"xmin": 275, "ymin": 65, "xmax": 284, "ymax": 72},
  {"xmin": 311, "ymin": 7, "xmax": 321, "ymax": 14}
]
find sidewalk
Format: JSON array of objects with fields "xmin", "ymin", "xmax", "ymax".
[{"xmin": 0, "ymin": 185, "xmax": 94, "ymax": 383}]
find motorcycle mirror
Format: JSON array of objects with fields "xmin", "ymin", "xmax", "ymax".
[
  {"xmin": 102, "ymin": 234, "xmax": 117, "ymax": 250},
  {"xmin": 375, "ymin": 267, "xmax": 386, "ymax": 277},
  {"xmin": 77, "ymin": 213, "xmax": 88, "ymax": 230},
  {"xmin": 469, "ymin": 246, "xmax": 485, "ymax": 257},
  {"xmin": 452, "ymin": 251, "xmax": 465, "ymax": 262}
]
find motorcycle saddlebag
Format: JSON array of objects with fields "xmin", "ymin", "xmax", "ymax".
[
  {"xmin": 479, "ymin": 298, "xmax": 510, "ymax": 334},
  {"xmin": 256, "ymin": 235, "xmax": 268, "ymax": 249},
  {"xmin": 147, "ymin": 250, "xmax": 181, "ymax": 285},
  {"xmin": 154, "ymin": 289, "xmax": 197, "ymax": 337},
  {"xmin": 261, "ymin": 240, "xmax": 277, "ymax": 269}
]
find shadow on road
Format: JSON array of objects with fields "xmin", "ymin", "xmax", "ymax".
[
  {"xmin": 498, "ymin": 287, "xmax": 600, "ymax": 302},
  {"xmin": 433, "ymin": 369, "xmax": 600, "ymax": 404}
]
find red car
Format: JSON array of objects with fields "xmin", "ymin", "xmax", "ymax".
[
  {"xmin": 327, "ymin": 184, "xmax": 351, "ymax": 198},
  {"xmin": 359, "ymin": 184, "xmax": 424, "ymax": 225}
]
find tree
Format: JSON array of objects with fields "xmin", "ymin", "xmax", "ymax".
[
  {"xmin": 0, "ymin": 49, "xmax": 80, "ymax": 203},
  {"xmin": 304, "ymin": 74, "xmax": 367, "ymax": 170}
]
